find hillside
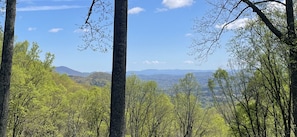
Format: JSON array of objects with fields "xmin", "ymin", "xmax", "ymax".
[
  {"xmin": 70, "ymin": 72, "xmax": 112, "ymax": 87},
  {"xmin": 54, "ymin": 66, "xmax": 214, "ymax": 90},
  {"xmin": 55, "ymin": 66, "xmax": 90, "ymax": 77}
]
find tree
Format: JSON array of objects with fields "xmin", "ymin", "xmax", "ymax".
[
  {"xmin": 6, "ymin": 42, "xmax": 65, "ymax": 137},
  {"xmin": 209, "ymin": 66, "xmax": 289, "ymax": 136},
  {"xmin": 83, "ymin": 86, "xmax": 110, "ymax": 137},
  {"xmin": 84, "ymin": 0, "xmax": 127, "ymax": 136},
  {"xmin": 193, "ymin": 0, "xmax": 297, "ymax": 135},
  {"xmin": 229, "ymin": 18, "xmax": 291, "ymax": 136},
  {"xmin": 109, "ymin": 0, "xmax": 128, "ymax": 136},
  {"xmin": 208, "ymin": 69, "xmax": 262, "ymax": 136},
  {"xmin": 171, "ymin": 73, "xmax": 201, "ymax": 137},
  {"xmin": 125, "ymin": 75, "xmax": 174, "ymax": 137},
  {"xmin": 125, "ymin": 76, "xmax": 150, "ymax": 137},
  {"xmin": 0, "ymin": 0, "xmax": 16, "ymax": 136}
]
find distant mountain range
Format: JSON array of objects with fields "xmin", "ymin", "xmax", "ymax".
[
  {"xmin": 54, "ymin": 66, "xmax": 215, "ymax": 90},
  {"xmin": 55, "ymin": 66, "xmax": 216, "ymax": 106},
  {"xmin": 127, "ymin": 69, "xmax": 215, "ymax": 76},
  {"xmin": 55, "ymin": 66, "xmax": 215, "ymax": 76}
]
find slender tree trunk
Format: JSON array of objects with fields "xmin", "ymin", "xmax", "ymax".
[
  {"xmin": 285, "ymin": 0, "xmax": 297, "ymax": 136},
  {"xmin": 109, "ymin": 0, "xmax": 128, "ymax": 136},
  {"xmin": 0, "ymin": 0, "xmax": 16, "ymax": 136},
  {"xmin": 290, "ymin": 46, "xmax": 297, "ymax": 137}
]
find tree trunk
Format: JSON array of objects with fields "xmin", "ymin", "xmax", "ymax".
[
  {"xmin": 285, "ymin": 0, "xmax": 297, "ymax": 136},
  {"xmin": 0, "ymin": 0, "xmax": 17, "ymax": 136},
  {"xmin": 290, "ymin": 47, "xmax": 297, "ymax": 137},
  {"xmin": 109, "ymin": 0, "xmax": 128, "ymax": 136}
]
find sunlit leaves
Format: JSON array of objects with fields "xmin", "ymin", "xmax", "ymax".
[{"xmin": 6, "ymin": 42, "xmax": 229, "ymax": 136}]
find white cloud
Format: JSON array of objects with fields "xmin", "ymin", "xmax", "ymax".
[
  {"xmin": 52, "ymin": 0, "xmax": 74, "ymax": 1},
  {"xmin": 28, "ymin": 27, "xmax": 37, "ymax": 31},
  {"xmin": 143, "ymin": 60, "xmax": 165, "ymax": 65},
  {"xmin": 17, "ymin": 5, "xmax": 83, "ymax": 12},
  {"xmin": 185, "ymin": 33, "xmax": 193, "ymax": 37},
  {"xmin": 19, "ymin": 0, "xmax": 33, "ymax": 1},
  {"xmin": 19, "ymin": 0, "xmax": 34, "ymax": 3},
  {"xmin": 128, "ymin": 7, "xmax": 144, "ymax": 14},
  {"xmin": 162, "ymin": 0, "xmax": 194, "ymax": 9},
  {"xmin": 216, "ymin": 18, "xmax": 250, "ymax": 30},
  {"xmin": 49, "ymin": 28, "xmax": 63, "ymax": 33},
  {"xmin": 155, "ymin": 8, "xmax": 168, "ymax": 13},
  {"xmin": 184, "ymin": 60, "xmax": 194, "ymax": 64},
  {"xmin": 73, "ymin": 28, "xmax": 89, "ymax": 33}
]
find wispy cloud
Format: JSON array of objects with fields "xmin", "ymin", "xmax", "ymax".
[
  {"xmin": 49, "ymin": 28, "xmax": 63, "ymax": 33},
  {"xmin": 215, "ymin": 18, "xmax": 250, "ymax": 30},
  {"xmin": 142, "ymin": 60, "xmax": 165, "ymax": 65},
  {"xmin": 155, "ymin": 8, "xmax": 168, "ymax": 13},
  {"xmin": 184, "ymin": 60, "xmax": 194, "ymax": 64},
  {"xmin": 52, "ymin": 0, "xmax": 75, "ymax": 1},
  {"xmin": 19, "ymin": 0, "xmax": 33, "ymax": 2},
  {"xmin": 162, "ymin": 0, "xmax": 194, "ymax": 9},
  {"xmin": 19, "ymin": 0, "xmax": 34, "ymax": 4},
  {"xmin": 73, "ymin": 28, "xmax": 89, "ymax": 33},
  {"xmin": 17, "ymin": 5, "xmax": 83, "ymax": 12},
  {"xmin": 185, "ymin": 33, "xmax": 193, "ymax": 37},
  {"xmin": 28, "ymin": 27, "xmax": 37, "ymax": 31},
  {"xmin": 128, "ymin": 7, "xmax": 144, "ymax": 14}
]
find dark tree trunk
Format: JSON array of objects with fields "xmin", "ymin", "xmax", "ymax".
[
  {"xmin": 109, "ymin": 0, "xmax": 128, "ymax": 137},
  {"xmin": 291, "ymin": 60, "xmax": 297, "ymax": 136},
  {"xmin": 285, "ymin": 0, "xmax": 297, "ymax": 136},
  {"xmin": 0, "ymin": 0, "xmax": 17, "ymax": 136}
]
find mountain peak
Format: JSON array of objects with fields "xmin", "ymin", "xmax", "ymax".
[{"xmin": 55, "ymin": 66, "xmax": 90, "ymax": 77}]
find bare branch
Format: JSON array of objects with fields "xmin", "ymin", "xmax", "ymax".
[
  {"xmin": 79, "ymin": 0, "xmax": 113, "ymax": 51},
  {"xmin": 85, "ymin": 0, "xmax": 96, "ymax": 24},
  {"xmin": 242, "ymin": 0, "xmax": 284, "ymax": 40},
  {"xmin": 191, "ymin": 0, "xmax": 289, "ymax": 61},
  {"xmin": 190, "ymin": 0, "xmax": 248, "ymax": 60},
  {"xmin": 254, "ymin": 0, "xmax": 286, "ymax": 6}
]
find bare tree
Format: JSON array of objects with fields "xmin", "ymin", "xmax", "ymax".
[{"xmin": 0, "ymin": 0, "xmax": 17, "ymax": 136}]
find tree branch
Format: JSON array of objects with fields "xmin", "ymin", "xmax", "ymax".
[
  {"xmin": 242, "ymin": 0, "xmax": 284, "ymax": 40},
  {"xmin": 85, "ymin": 0, "xmax": 96, "ymax": 24}
]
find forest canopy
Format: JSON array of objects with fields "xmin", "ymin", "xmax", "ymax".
[{"xmin": 1, "ymin": 39, "xmax": 228, "ymax": 136}]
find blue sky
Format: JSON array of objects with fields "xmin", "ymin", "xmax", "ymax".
[{"xmin": 12, "ymin": 0, "xmax": 234, "ymax": 72}]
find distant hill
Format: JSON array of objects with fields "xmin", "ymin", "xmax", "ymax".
[
  {"xmin": 136, "ymin": 72, "xmax": 213, "ymax": 90},
  {"xmin": 54, "ymin": 67, "xmax": 216, "ymax": 106},
  {"xmin": 70, "ymin": 72, "xmax": 112, "ymax": 87},
  {"xmin": 127, "ymin": 69, "xmax": 214, "ymax": 90},
  {"xmin": 127, "ymin": 69, "xmax": 215, "ymax": 76},
  {"xmin": 55, "ymin": 66, "xmax": 90, "ymax": 77},
  {"xmin": 54, "ymin": 66, "xmax": 214, "ymax": 90}
]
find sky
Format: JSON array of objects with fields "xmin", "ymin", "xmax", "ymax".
[{"xmin": 10, "ymin": 0, "xmax": 241, "ymax": 72}]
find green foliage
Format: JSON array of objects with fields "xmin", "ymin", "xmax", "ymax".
[
  {"xmin": 171, "ymin": 73, "xmax": 229, "ymax": 137},
  {"xmin": 210, "ymin": 9, "xmax": 293, "ymax": 136},
  {"xmin": 125, "ymin": 75, "xmax": 175, "ymax": 137},
  {"xmin": 70, "ymin": 72, "xmax": 111, "ymax": 87},
  {"xmin": 6, "ymin": 41, "xmax": 229, "ymax": 136}
]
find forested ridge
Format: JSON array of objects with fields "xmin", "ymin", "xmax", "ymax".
[
  {"xmin": 0, "ymin": 39, "xmax": 228, "ymax": 136},
  {"xmin": 3, "ymin": 34, "xmax": 293, "ymax": 136}
]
